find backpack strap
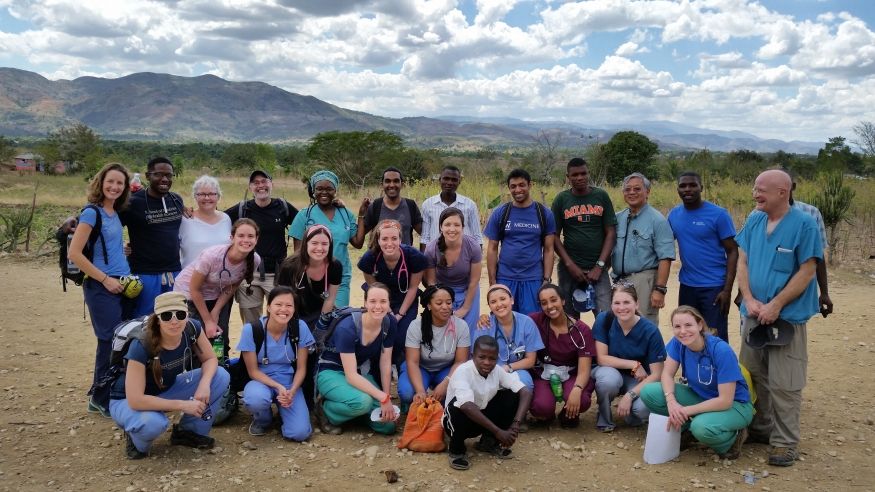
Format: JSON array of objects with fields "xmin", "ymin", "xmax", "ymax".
[
  {"xmin": 535, "ymin": 202, "xmax": 547, "ymax": 247},
  {"xmin": 83, "ymin": 204, "xmax": 108, "ymax": 264},
  {"xmin": 251, "ymin": 317, "xmax": 266, "ymax": 362},
  {"xmin": 238, "ymin": 200, "xmax": 247, "ymax": 219},
  {"xmin": 366, "ymin": 198, "xmax": 381, "ymax": 230}
]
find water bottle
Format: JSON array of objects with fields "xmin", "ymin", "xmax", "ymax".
[
  {"xmin": 65, "ymin": 234, "xmax": 79, "ymax": 274},
  {"xmin": 211, "ymin": 336, "xmax": 224, "ymax": 363},
  {"xmin": 550, "ymin": 372, "xmax": 564, "ymax": 403},
  {"xmin": 130, "ymin": 173, "xmax": 143, "ymax": 192},
  {"xmin": 584, "ymin": 284, "xmax": 596, "ymax": 311}
]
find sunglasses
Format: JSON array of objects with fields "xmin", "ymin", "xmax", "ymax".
[{"xmin": 158, "ymin": 310, "xmax": 188, "ymax": 322}]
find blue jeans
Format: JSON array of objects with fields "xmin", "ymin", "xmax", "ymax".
[
  {"xmin": 84, "ymin": 278, "xmax": 134, "ymax": 409},
  {"xmin": 109, "ymin": 367, "xmax": 230, "ymax": 453},
  {"xmin": 679, "ymin": 284, "xmax": 729, "ymax": 342},
  {"xmin": 397, "ymin": 363, "xmax": 453, "ymax": 404},
  {"xmin": 132, "ymin": 272, "xmax": 179, "ymax": 317},
  {"xmin": 592, "ymin": 365, "xmax": 650, "ymax": 429},
  {"xmin": 243, "ymin": 380, "xmax": 312, "ymax": 441}
]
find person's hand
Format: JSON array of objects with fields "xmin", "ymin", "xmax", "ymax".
[
  {"xmin": 632, "ymin": 364, "xmax": 647, "ymax": 382},
  {"xmin": 182, "ymin": 206, "xmax": 193, "ymax": 218},
  {"xmin": 181, "ymin": 398, "xmax": 206, "ymax": 417},
  {"xmin": 123, "ymin": 242, "xmax": 132, "ymax": 256},
  {"xmin": 585, "ymin": 265, "xmax": 602, "ymax": 284},
  {"xmin": 743, "ymin": 297, "xmax": 764, "ymax": 318},
  {"xmin": 617, "ymin": 393, "xmax": 633, "ymax": 417},
  {"xmin": 454, "ymin": 306, "xmax": 469, "ymax": 320},
  {"xmin": 666, "ymin": 399, "xmax": 689, "ymax": 432},
  {"xmin": 431, "ymin": 379, "xmax": 449, "ymax": 403},
  {"xmin": 503, "ymin": 365, "xmax": 514, "ymax": 374},
  {"xmin": 102, "ymin": 276, "xmax": 124, "ymax": 294},
  {"xmin": 820, "ymin": 293, "xmax": 834, "ymax": 318},
  {"xmin": 650, "ymin": 290, "xmax": 665, "ymax": 310},
  {"xmin": 476, "ymin": 314, "xmax": 491, "ymax": 329},
  {"xmin": 713, "ymin": 289, "xmax": 732, "ymax": 315},
  {"xmin": 394, "ymin": 312, "xmax": 403, "ymax": 321},
  {"xmin": 193, "ymin": 385, "xmax": 210, "ymax": 406},
  {"xmin": 414, "ymin": 391, "xmax": 427, "ymax": 403},
  {"xmin": 564, "ymin": 262, "xmax": 585, "ymax": 283},
  {"xmin": 332, "ymin": 197, "xmax": 347, "ymax": 209},
  {"xmin": 380, "ymin": 399, "xmax": 397, "ymax": 422},
  {"xmin": 358, "ymin": 197, "xmax": 371, "ymax": 216},
  {"xmin": 757, "ymin": 301, "xmax": 781, "ymax": 325},
  {"xmin": 494, "ymin": 428, "xmax": 516, "ymax": 448},
  {"xmin": 564, "ymin": 386, "xmax": 582, "ymax": 418},
  {"xmin": 277, "ymin": 388, "xmax": 293, "ymax": 408},
  {"xmin": 205, "ymin": 321, "xmax": 222, "ymax": 339}
]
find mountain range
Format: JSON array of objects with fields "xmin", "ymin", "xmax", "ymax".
[{"xmin": 0, "ymin": 67, "xmax": 823, "ymax": 154}]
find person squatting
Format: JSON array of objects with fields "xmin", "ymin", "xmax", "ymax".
[{"xmin": 67, "ymin": 159, "xmax": 826, "ymax": 469}]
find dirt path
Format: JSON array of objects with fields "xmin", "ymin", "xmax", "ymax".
[{"xmin": 0, "ymin": 257, "xmax": 873, "ymax": 491}]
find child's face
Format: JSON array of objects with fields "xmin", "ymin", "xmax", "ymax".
[{"xmin": 472, "ymin": 346, "xmax": 498, "ymax": 377}]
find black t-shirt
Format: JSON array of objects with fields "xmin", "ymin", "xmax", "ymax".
[
  {"xmin": 121, "ymin": 189, "xmax": 184, "ymax": 273},
  {"xmin": 225, "ymin": 198, "xmax": 298, "ymax": 274},
  {"xmin": 276, "ymin": 259, "xmax": 343, "ymax": 320}
]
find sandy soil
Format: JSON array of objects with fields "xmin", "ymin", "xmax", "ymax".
[{"xmin": 0, "ymin": 257, "xmax": 874, "ymax": 491}]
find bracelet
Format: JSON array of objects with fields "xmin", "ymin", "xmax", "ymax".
[
  {"xmin": 574, "ymin": 383, "xmax": 584, "ymax": 391},
  {"xmin": 101, "ymin": 273, "xmax": 109, "ymax": 282},
  {"xmin": 380, "ymin": 393, "xmax": 390, "ymax": 405},
  {"xmin": 664, "ymin": 391, "xmax": 675, "ymax": 399}
]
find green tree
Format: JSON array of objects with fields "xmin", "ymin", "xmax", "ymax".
[
  {"xmin": 0, "ymin": 135, "xmax": 15, "ymax": 164},
  {"xmin": 306, "ymin": 130, "xmax": 405, "ymax": 189},
  {"xmin": 40, "ymin": 124, "xmax": 103, "ymax": 175},
  {"xmin": 852, "ymin": 121, "xmax": 875, "ymax": 157},
  {"xmin": 602, "ymin": 131, "xmax": 659, "ymax": 184},
  {"xmin": 221, "ymin": 143, "xmax": 277, "ymax": 171},
  {"xmin": 816, "ymin": 136, "xmax": 864, "ymax": 175},
  {"xmin": 811, "ymin": 172, "xmax": 855, "ymax": 265}
]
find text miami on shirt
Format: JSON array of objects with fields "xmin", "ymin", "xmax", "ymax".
[{"xmin": 563, "ymin": 204, "xmax": 604, "ymax": 222}]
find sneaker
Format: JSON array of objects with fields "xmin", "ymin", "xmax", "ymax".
[
  {"xmin": 768, "ymin": 446, "xmax": 798, "ymax": 467},
  {"xmin": 87, "ymin": 398, "xmax": 111, "ymax": 419},
  {"xmin": 125, "ymin": 432, "xmax": 148, "ymax": 460},
  {"xmin": 170, "ymin": 424, "xmax": 215, "ymax": 449},
  {"xmin": 718, "ymin": 428, "xmax": 747, "ymax": 460},
  {"xmin": 248, "ymin": 420, "xmax": 269, "ymax": 436},
  {"xmin": 314, "ymin": 396, "xmax": 343, "ymax": 436}
]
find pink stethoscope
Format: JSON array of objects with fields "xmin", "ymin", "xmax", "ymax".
[{"xmin": 374, "ymin": 248, "xmax": 410, "ymax": 294}]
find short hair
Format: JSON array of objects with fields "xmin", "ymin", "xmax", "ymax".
[
  {"xmin": 623, "ymin": 172, "xmax": 651, "ymax": 191},
  {"xmin": 147, "ymin": 156, "xmax": 173, "ymax": 171},
  {"xmin": 567, "ymin": 157, "xmax": 588, "ymax": 171},
  {"xmin": 677, "ymin": 171, "xmax": 702, "ymax": 185},
  {"xmin": 506, "ymin": 168, "xmax": 531, "ymax": 186},
  {"xmin": 382, "ymin": 167, "xmax": 403, "ymax": 182},
  {"xmin": 442, "ymin": 165, "xmax": 461, "ymax": 175},
  {"xmin": 473, "ymin": 335, "xmax": 499, "ymax": 354},
  {"xmin": 191, "ymin": 175, "xmax": 222, "ymax": 200}
]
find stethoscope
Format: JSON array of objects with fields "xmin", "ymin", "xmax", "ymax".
[
  {"xmin": 542, "ymin": 316, "xmax": 587, "ymax": 363},
  {"xmin": 492, "ymin": 314, "xmax": 524, "ymax": 364},
  {"xmin": 304, "ymin": 204, "xmax": 351, "ymax": 231},
  {"xmin": 680, "ymin": 343, "xmax": 715, "ymax": 386},
  {"xmin": 217, "ymin": 247, "xmax": 233, "ymax": 292},
  {"xmin": 296, "ymin": 263, "xmax": 329, "ymax": 300},
  {"xmin": 259, "ymin": 319, "xmax": 298, "ymax": 365},
  {"xmin": 374, "ymin": 248, "xmax": 409, "ymax": 294}
]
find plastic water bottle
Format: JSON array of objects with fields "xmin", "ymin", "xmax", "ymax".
[
  {"xmin": 211, "ymin": 336, "xmax": 224, "ymax": 363},
  {"xmin": 550, "ymin": 372, "xmax": 564, "ymax": 403},
  {"xmin": 65, "ymin": 234, "xmax": 79, "ymax": 274},
  {"xmin": 130, "ymin": 173, "xmax": 143, "ymax": 192},
  {"xmin": 583, "ymin": 284, "xmax": 596, "ymax": 311}
]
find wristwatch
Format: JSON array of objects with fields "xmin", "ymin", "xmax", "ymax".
[
  {"xmin": 653, "ymin": 285, "xmax": 668, "ymax": 295},
  {"xmin": 626, "ymin": 390, "xmax": 639, "ymax": 401},
  {"xmin": 595, "ymin": 260, "xmax": 606, "ymax": 268}
]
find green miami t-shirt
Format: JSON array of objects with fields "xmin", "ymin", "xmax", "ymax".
[{"xmin": 551, "ymin": 187, "xmax": 618, "ymax": 268}]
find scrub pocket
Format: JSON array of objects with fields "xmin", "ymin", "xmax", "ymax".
[{"xmin": 772, "ymin": 247, "xmax": 795, "ymax": 273}]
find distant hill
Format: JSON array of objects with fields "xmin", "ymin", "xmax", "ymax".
[{"xmin": 0, "ymin": 67, "xmax": 822, "ymax": 153}]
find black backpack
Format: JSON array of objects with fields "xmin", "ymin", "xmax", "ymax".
[
  {"xmin": 228, "ymin": 317, "xmax": 301, "ymax": 393},
  {"xmin": 314, "ymin": 307, "xmax": 391, "ymax": 355},
  {"xmin": 91, "ymin": 316, "xmax": 201, "ymax": 393},
  {"xmin": 496, "ymin": 201, "xmax": 549, "ymax": 246},
  {"xmin": 56, "ymin": 204, "xmax": 107, "ymax": 291}
]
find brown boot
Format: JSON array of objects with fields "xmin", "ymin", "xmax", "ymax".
[{"xmin": 719, "ymin": 428, "xmax": 747, "ymax": 460}]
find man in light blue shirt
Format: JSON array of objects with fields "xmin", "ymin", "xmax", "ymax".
[{"xmin": 611, "ymin": 173, "xmax": 675, "ymax": 325}]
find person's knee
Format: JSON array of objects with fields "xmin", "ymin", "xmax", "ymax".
[
  {"xmin": 689, "ymin": 418, "xmax": 717, "ymax": 444},
  {"xmin": 346, "ymin": 393, "xmax": 374, "ymax": 416},
  {"xmin": 594, "ymin": 368, "xmax": 622, "ymax": 393},
  {"xmin": 243, "ymin": 385, "xmax": 272, "ymax": 410},
  {"xmin": 282, "ymin": 423, "xmax": 313, "ymax": 442},
  {"xmin": 130, "ymin": 411, "xmax": 169, "ymax": 440},
  {"xmin": 529, "ymin": 394, "xmax": 554, "ymax": 419},
  {"xmin": 632, "ymin": 400, "xmax": 650, "ymax": 420}
]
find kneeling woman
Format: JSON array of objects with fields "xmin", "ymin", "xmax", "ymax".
[
  {"xmin": 472, "ymin": 284, "xmax": 544, "ymax": 391},
  {"xmin": 640, "ymin": 306, "xmax": 753, "ymax": 459},
  {"xmin": 237, "ymin": 286, "xmax": 315, "ymax": 441},
  {"xmin": 591, "ymin": 283, "xmax": 665, "ymax": 432},
  {"xmin": 399, "ymin": 284, "xmax": 471, "ymax": 406},
  {"xmin": 529, "ymin": 283, "xmax": 596, "ymax": 428},
  {"xmin": 314, "ymin": 283, "xmax": 399, "ymax": 435},
  {"xmin": 109, "ymin": 292, "xmax": 230, "ymax": 459}
]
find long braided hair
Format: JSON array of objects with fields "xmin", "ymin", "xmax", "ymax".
[
  {"xmin": 231, "ymin": 218, "xmax": 260, "ymax": 295},
  {"xmin": 418, "ymin": 284, "xmax": 456, "ymax": 353},
  {"xmin": 143, "ymin": 314, "xmax": 168, "ymax": 390}
]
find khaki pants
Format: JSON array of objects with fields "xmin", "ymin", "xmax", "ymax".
[
  {"xmin": 739, "ymin": 316, "xmax": 808, "ymax": 448},
  {"xmin": 615, "ymin": 269, "xmax": 659, "ymax": 326},
  {"xmin": 235, "ymin": 273, "xmax": 276, "ymax": 327}
]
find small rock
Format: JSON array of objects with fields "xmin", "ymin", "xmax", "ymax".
[{"xmin": 241, "ymin": 441, "xmax": 257, "ymax": 451}]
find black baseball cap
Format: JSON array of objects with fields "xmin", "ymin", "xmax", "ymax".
[
  {"xmin": 746, "ymin": 319, "xmax": 794, "ymax": 349},
  {"xmin": 249, "ymin": 170, "xmax": 272, "ymax": 183}
]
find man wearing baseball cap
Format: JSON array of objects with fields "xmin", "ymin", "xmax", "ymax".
[{"xmin": 225, "ymin": 170, "xmax": 298, "ymax": 325}]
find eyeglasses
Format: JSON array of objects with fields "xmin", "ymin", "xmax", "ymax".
[
  {"xmin": 195, "ymin": 192, "xmax": 218, "ymax": 198},
  {"xmin": 147, "ymin": 172, "xmax": 173, "ymax": 179},
  {"xmin": 158, "ymin": 310, "xmax": 188, "ymax": 322}
]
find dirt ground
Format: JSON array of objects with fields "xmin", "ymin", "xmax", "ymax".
[{"xmin": 1, "ymin": 256, "xmax": 874, "ymax": 492}]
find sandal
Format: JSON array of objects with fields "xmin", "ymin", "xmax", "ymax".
[{"xmin": 448, "ymin": 453, "xmax": 470, "ymax": 470}]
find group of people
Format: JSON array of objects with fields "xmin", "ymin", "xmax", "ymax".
[{"xmin": 66, "ymin": 157, "xmax": 829, "ymax": 470}]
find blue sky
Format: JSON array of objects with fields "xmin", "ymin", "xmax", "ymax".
[{"xmin": 1, "ymin": 0, "xmax": 874, "ymax": 143}]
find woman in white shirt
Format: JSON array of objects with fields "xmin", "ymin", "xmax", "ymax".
[{"xmin": 179, "ymin": 175, "xmax": 232, "ymax": 268}]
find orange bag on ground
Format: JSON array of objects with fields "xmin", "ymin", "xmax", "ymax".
[{"xmin": 397, "ymin": 395, "xmax": 446, "ymax": 452}]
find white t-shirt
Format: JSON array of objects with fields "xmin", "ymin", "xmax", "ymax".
[
  {"xmin": 446, "ymin": 360, "xmax": 525, "ymax": 410},
  {"xmin": 179, "ymin": 213, "xmax": 232, "ymax": 268},
  {"xmin": 405, "ymin": 316, "xmax": 471, "ymax": 372}
]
